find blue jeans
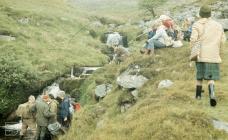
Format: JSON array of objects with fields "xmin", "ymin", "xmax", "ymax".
[{"xmin": 144, "ymin": 39, "xmax": 166, "ymax": 49}]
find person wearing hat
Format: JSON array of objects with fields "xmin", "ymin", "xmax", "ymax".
[
  {"xmin": 32, "ymin": 94, "xmax": 55, "ymax": 140},
  {"xmin": 190, "ymin": 5, "xmax": 226, "ymax": 106}
]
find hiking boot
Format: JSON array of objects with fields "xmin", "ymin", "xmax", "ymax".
[
  {"xmin": 208, "ymin": 84, "xmax": 217, "ymax": 107},
  {"xmin": 140, "ymin": 49, "xmax": 145, "ymax": 54},
  {"xmin": 195, "ymin": 85, "xmax": 202, "ymax": 99}
]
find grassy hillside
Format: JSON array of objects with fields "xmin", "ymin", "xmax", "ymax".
[
  {"xmin": 62, "ymin": 41, "xmax": 228, "ymax": 140},
  {"xmin": 0, "ymin": 0, "xmax": 109, "ymax": 117}
]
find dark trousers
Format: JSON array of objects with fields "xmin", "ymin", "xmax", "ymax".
[{"xmin": 36, "ymin": 126, "xmax": 47, "ymax": 140}]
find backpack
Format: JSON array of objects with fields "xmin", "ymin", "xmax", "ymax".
[{"xmin": 48, "ymin": 122, "xmax": 62, "ymax": 135}]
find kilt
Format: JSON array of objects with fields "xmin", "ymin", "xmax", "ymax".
[{"xmin": 195, "ymin": 62, "xmax": 220, "ymax": 80}]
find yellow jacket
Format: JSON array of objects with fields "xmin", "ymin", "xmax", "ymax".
[{"xmin": 190, "ymin": 18, "xmax": 226, "ymax": 63}]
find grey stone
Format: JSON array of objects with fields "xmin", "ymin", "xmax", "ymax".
[
  {"xmin": 131, "ymin": 90, "xmax": 138, "ymax": 99},
  {"xmin": 95, "ymin": 84, "xmax": 112, "ymax": 98},
  {"xmin": 91, "ymin": 21, "xmax": 103, "ymax": 28},
  {"xmin": 213, "ymin": 120, "xmax": 228, "ymax": 133},
  {"xmin": 158, "ymin": 80, "xmax": 173, "ymax": 89},
  {"xmin": 120, "ymin": 103, "xmax": 132, "ymax": 113},
  {"xmin": 117, "ymin": 74, "xmax": 148, "ymax": 89},
  {"xmin": 0, "ymin": 35, "xmax": 16, "ymax": 41},
  {"xmin": 18, "ymin": 18, "xmax": 29, "ymax": 24}
]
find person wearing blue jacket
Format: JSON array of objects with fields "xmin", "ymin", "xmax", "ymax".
[{"xmin": 57, "ymin": 91, "xmax": 71, "ymax": 128}]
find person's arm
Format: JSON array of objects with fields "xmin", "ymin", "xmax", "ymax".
[
  {"xmin": 148, "ymin": 28, "xmax": 162, "ymax": 42},
  {"xmin": 190, "ymin": 23, "xmax": 199, "ymax": 47}
]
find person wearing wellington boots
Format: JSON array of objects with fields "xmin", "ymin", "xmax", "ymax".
[{"xmin": 190, "ymin": 5, "xmax": 226, "ymax": 106}]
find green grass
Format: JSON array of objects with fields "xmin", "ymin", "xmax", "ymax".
[
  {"xmin": 62, "ymin": 41, "xmax": 228, "ymax": 140},
  {"xmin": 0, "ymin": 0, "xmax": 110, "ymax": 117}
]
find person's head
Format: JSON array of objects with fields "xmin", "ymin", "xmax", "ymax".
[
  {"xmin": 42, "ymin": 94, "xmax": 49, "ymax": 102},
  {"xmin": 28, "ymin": 95, "xmax": 35, "ymax": 103},
  {"xmin": 199, "ymin": 5, "xmax": 211, "ymax": 18}
]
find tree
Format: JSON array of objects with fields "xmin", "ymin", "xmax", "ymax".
[{"xmin": 139, "ymin": 0, "xmax": 168, "ymax": 17}]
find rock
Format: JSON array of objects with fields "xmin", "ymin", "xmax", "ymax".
[
  {"xmin": 45, "ymin": 83, "xmax": 62, "ymax": 98},
  {"xmin": 131, "ymin": 90, "xmax": 138, "ymax": 99},
  {"xmin": 106, "ymin": 32, "xmax": 122, "ymax": 47},
  {"xmin": 95, "ymin": 84, "xmax": 112, "ymax": 98},
  {"xmin": 216, "ymin": 19, "xmax": 228, "ymax": 31},
  {"xmin": 91, "ymin": 21, "xmax": 103, "ymax": 28},
  {"xmin": 0, "ymin": 35, "xmax": 16, "ymax": 41},
  {"xmin": 117, "ymin": 74, "xmax": 148, "ymax": 89},
  {"xmin": 213, "ymin": 120, "xmax": 228, "ymax": 133},
  {"xmin": 18, "ymin": 18, "xmax": 29, "ymax": 24},
  {"xmin": 120, "ymin": 103, "xmax": 132, "ymax": 113},
  {"xmin": 222, "ymin": 9, "xmax": 228, "ymax": 19},
  {"xmin": 158, "ymin": 80, "xmax": 173, "ymax": 89}
]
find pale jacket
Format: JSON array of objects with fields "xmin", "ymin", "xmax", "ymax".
[
  {"xmin": 149, "ymin": 25, "xmax": 168, "ymax": 45},
  {"xmin": 190, "ymin": 18, "xmax": 226, "ymax": 63}
]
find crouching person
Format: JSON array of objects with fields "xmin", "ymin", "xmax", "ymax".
[{"xmin": 16, "ymin": 95, "xmax": 36, "ymax": 140}]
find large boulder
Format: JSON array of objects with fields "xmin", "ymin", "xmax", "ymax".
[
  {"xmin": 117, "ymin": 74, "xmax": 148, "ymax": 89},
  {"xmin": 95, "ymin": 84, "xmax": 112, "ymax": 98}
]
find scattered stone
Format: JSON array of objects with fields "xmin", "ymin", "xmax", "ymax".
[
  {"xmin": 120, "ymin": 103, "xmax": 132, "ymax": 113},
  {"xmin": 117, "ymin": 74, "xmax": 148, "ymax": 89},
  {"xmin": 0, "ymin": 35, "xmax": 16, "ymax": 41},
  {"xmin": 95, "ymin": 84, "xmax": 112, "ymax": 98},
  {"xmin": 213, "ymin": 120, "xmax": 228, "ymax": 133},
  {"xmin": 222, "ymin": 9, "xmax": 228, "ymax": 19},
  {"xmin": 45, "ymin": 83, "xmax": 62, "ymax": 98},
  {"xmin": 158, "ymin": 80, "xmax": 173, "ymax": 89},
  {"xmin": 91, "ymin": 21, "xmax": 103, "ymax": 28},
  {"xmin": 18, "ymin": 18, "xmax": 29, "ymax": 24},
  {"xmin": 131, "ymin": 90, "xmax": 138, "ymax": 99}
]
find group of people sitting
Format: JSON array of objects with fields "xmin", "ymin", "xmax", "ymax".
[
  {"xmin": 16, "ymin": 90, "xmax": 75, "ymax": 140},
  {"xmin": 140, "ymin": 15, "xmax": 192, "ymax": 55}
]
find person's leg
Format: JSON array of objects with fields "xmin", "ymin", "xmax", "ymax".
[
  {"xmin": 153, "ymin": 40, "xmax": 166, "ymax": 49},
  {"xmin": 28, "ymin": 119, "xmax": 36, "ymax": 139},
  {"xmin": 196, "ymin": 80, "xmax": 203, "ymax": 99},
  {"xmin": 146, "ymin": 39, "xmax": 155, "ymax": 54},
  {"xmin": 36, "ymin": 125, "xmax": 41, "ymax": 140},
  {"xmin": 20, "ymin": 121, "xmax": 28, "ymax": 139},
  {"xmin": 208, "ymin": 80, "xmax": 217, "ymax": 107},
  {"xmin": 39, "ymin": 126, "xmax": 47, "ymax": 140}
]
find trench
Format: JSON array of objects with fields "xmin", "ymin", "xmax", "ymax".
[{"xmin": 0, "ymin": 66, "xmax": 101, "ymax": 140}]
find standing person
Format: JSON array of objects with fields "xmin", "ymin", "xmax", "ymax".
[
  {"xmin": 32, "ymin": 94, "xmax": 55, "ymax": 140},
  {"xmin": 57, "ymin": 91, "xmax": 71, "ymax": 128},
  {"xmin": 190, "ymin": 5, "xmax": 226, "ymax": 106},
  {"xmin": 16, "ymin": 95, "xmax": 36, "ymax": 140}
]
